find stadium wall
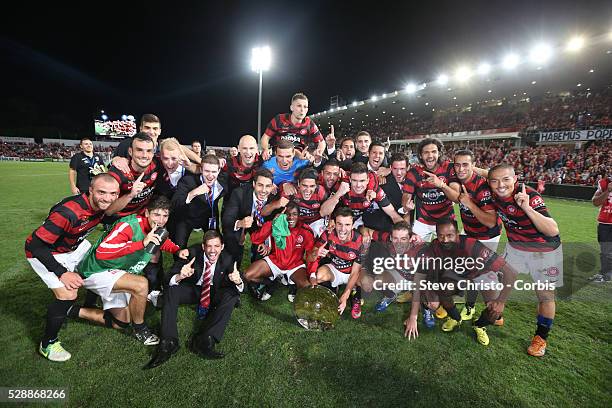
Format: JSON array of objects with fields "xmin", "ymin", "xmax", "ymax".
[{"xmin": 527, "ymin": 182, "xmax": 596, "ymax": 200}]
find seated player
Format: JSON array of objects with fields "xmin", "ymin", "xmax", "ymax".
[
  {"xmin": 74, "ymin": 196, "xmax": 188, "ymax": 346},
  {"xmin": 25, "ymin": 174, "xmax": 119, "ymax": 362},
  {"xmin": 244, "ymin": 202, "xmax": 315, "ymax": 302},
  {"xmin": 488, "ymin": 163, "xmax": 562, "ymax": 357},
  {"xmin": 262, "ymin": 140, "xmax": 312, "ymax": 186},
  {"xmin": 404, "ymin": 220, "xmax": 517, "ymax": 345},
  {"xmin": 145, "ymin": 230, "xmax": 244, "ymax": 368},
  {"xmin": 306, "ymin": 207, "xmax": 365, "ymax": 319}
]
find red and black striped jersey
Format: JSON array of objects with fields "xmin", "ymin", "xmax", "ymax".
[
  {"xmin": 316, "ymin": 229, "xmax": 363, "ymax": 274},
  {"xmin": 402, "ymin": 160, "xmax": 457, "ymax": 225},
  {"xmin": 108, "ymin": 158, "xmax": 162, "ymax": 217},
  {"xmin": 264, "ymin": 113, "xmax": 323, "ymax": 152},
  {"xmin": 492, "ymin": 185, "xmax": 561, "ymax": 252},
  {"xmin": 423, "ymin": 235, "xmax": 505, "ymax": 279},
  {"xmin": 340, "ymin": 184, "xmax": 390, "ymax": 220},
  {"xmin": 281, "ymin": 184, "xmax": 329, "ymax": 224},
  {"xmin": 25, "ymin": 194, "xmax": 103, "ymax": 257},
  {"xmin": 458, "ymin": 173, "xmax": 501, "ymax": 239},
  {"xmin": 222, "ymin": 154, "xmax": 262, "ymax": 190}
]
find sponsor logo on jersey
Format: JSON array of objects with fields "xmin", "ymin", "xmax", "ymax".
[
  {"xmin": 300, "ymin": 128, "xmax": 307, "ymax": 135},
  {"xmin": 507, "ymin": 205, "xmax": 516, "ymax": 214}
]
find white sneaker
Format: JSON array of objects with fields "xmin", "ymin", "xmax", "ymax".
[
  {"xmin": 39, "ymin": 341, "xmax": 71, "ymax": 362},
  {"xmin": 147, "ymin": 290, "xmax": 161, "ymax": 307},
  {"xmin": 260, "ymin": 292, "xmax": 272, "ymax": 301},
  {"xmin": 287, "ymin": 294, "xmax": 296, "ymax": 303}
]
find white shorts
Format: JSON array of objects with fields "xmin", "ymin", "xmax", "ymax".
[
  {"xmin": 503, "ymin": 244, "xmax": 564, "ymax": 288},
  {"xmin": 413, "ymin": 220, "xmax": 437, "ymax": 242},
  {"xmin": 478, "ymin": 235, "xmax": 501, "ymax": 252},
  {"xmin": 323, "ymin": 264, "xmax": 351, "ymax": 288},
  {"xmin": 309, "ymin": 218, "xmax": 327, "ymax": 237},
  {"xmin": 263, "ymin": 257, "xmax": 305, "ymax": 281},
  {"xmin": 28, "ymin": 240, "xmax": 92, "ymax": 289},
  {"xmin": 83, "ymin": 270, "xmax": 131, "ymax": 310}
]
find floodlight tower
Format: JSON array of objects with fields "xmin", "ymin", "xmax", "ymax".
[{"xmin": 251, "ymin": 46, "xmax": 271, "ymax": 146}]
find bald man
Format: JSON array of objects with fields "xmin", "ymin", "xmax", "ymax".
[{"xmin": 221, "ymin": 135, "xmax": 263, "ymax": 199}]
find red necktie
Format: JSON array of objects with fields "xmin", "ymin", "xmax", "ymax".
[{"xmin": 199, "ymin": 261, "xmax": 213, "ymax": 310}]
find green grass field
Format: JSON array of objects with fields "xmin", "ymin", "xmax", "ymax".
[{"xmin": 0, "ymin": 162, "xmax": 610, "ymax": 407}]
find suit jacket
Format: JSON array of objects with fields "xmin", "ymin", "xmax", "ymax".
[
  {"xmin": 168, "ymin": 245, "xmax": 240, "ymax": 301},
  {"xmin": 381, "ymin": 178, "xmax": 403, "ymax": 210},
  {"xmin": 172, "ymin": 173, "xmax": 226, "ymax": 226},
  {"xmin": 222, "ymin": 184, "xmax": 269, "ymax": 236}
]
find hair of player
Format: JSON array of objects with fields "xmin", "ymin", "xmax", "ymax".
[
  {"xmin": 285, "ymin": 200, "xmax": 300, "ymax": 214},
  {"xmin": 340, "ymin": 136, "xmax": 354, "ymax": 147},
  {"xmin": 488, "ymin": 162, "xmax": 516, "ymax": 179},
  {"xmin": 191, "ymin": 140, "xmax": 201, "ymax": 146},
  {"xmin": 276, "ymin": 139, "xmax": 295, "ymax": 151},
  {"xmin": 203, "ymin": 229, "xmax": 224, "ymax": 245},
  {"xmin": 390, "ymin": 152, "xmax": 407, "ymax": 164},
  {"xmin": 350, "ymin": 161, "xmax": 368, "ymax": 175},
  {"xmin": 369, "ymin": 141, "xmax": 386, "ymax": 153},
  {"xmin": 140, "ymin": 113, "xmax": 161, "ymax": 126},
  {"xmin": 90, "ymin": 173, "xmax": 118, "ymax": 188},
  {"xmin": 131, "ymin": 132, "xmax": 154, "ymax": 148},
  {"xmin": 254, "ymin": 168, "xmax": 274, "ymax": 184},
  {"xmin": 392, "ymin": 221, "xmax": 412, "ymax": 235},
  {"xmin": 323, "ymin": 158, "xmax": 340, "ymax": 169},
  {"xmin": 80, "ymin": 137, "xmax": 92, "ymax": 144},
  {"xmin": 435, "ymin": 218, "xmax": 458, "ymax": 233},
  {"xmin": 146, "ymin": 195, "xmax": 172, "ymax": 212},
  {"xmin": 291, "ymin": 93, "xmax": 308, "ymax": 103},
  {"xmin": 356, "ymin": 131, "xmax": 371, "ymax": 140},
  {"xmin": 299, "ymin": 168, "xmax": 318, "ymax": 182},
  {"xmin": 454, "ymin": 149, "xmax": 475, "ymax": 163},
  {"xmin": 417, "ymin": 137, "xmax": 445, "ymax": 165},
  {"xmin": 334, "ymin": 206, "xmax": 354, "ymax": 220},
  {"xmin": 201, "ymin": 154, "xmax": 220, "ymax": 168},
  {"xmin": 160, "ymin": 137, "xmax": 181, "ymax": 152}
]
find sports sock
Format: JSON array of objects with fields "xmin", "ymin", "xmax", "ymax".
[
  {"xmin": 352, "ymin": 286, "xmax": 362, "ymax": 301},
  {"xmin": 535, "ymin": 315, "xmax": 553, "ymax": 340},
  {"xmin": 465, "ymin": 289, "xmax": 478, "ymax": 309},
  {"xmin": 132, "ymin": 322, "xmax": 146, "ymax": 332},
  {"xmin": 447, "ymin": 305, "xmax": 462, "ymax": 321},
  {"xmin": 474, "ymin": 312, "xmax": 492, "ymax": 328},
  {"xmin": 83, "ymin": 290, "xmax": 98, "ymax": 308},
  {"xmin": 67, "ymin": 303, "xmax": 81, "ymax": 319},
  {"xmin": 41, "ymin": 299, "xmax": 74, "ymax": 348}
]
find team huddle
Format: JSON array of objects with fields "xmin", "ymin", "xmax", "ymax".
[{"xmin": 27, "ymin": 92, "xmax": 565, "ymax": 369}]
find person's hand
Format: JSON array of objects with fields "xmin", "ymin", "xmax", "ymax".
[
  {"xmin": 261, "ymin": 149, "xmax": 272, "ymax": 161},
  {"xmin": 409, "ymin": 234, "xmax": 423, "ymax": 244},
  {"xmin": 129, "ymin": 172, "xmax": 146, "ymax": 198},
  {"xmin": 514, "ymin": 183, "xmax": 530, "ymax": 211},
  {"xmin": 337, "ymin": 181, "xmax": 350, "ymax": 197},
  {"xmin": 423, "ymin": 171, "xmax": 445, "ymax": 188},
  {"xmin": 71, "ymin": 186, "xmax": 80, "ymax": 195},
  {"xmin": 361, "ymin": 227, "xmax": 373, "ymax": 246},
  {"xmin": 178, "ymin": 258, "xmax": 196, "ymax": 281},
  {"xmin": 338, "ymin": 293, "xmax": 349, "ymax": 314},
  {"xmin": 143, "ymin": 226, "xmax": 161, "ymax": 248},
  {"xmin": 317, "ymin": 245, "xmax": 330, "ymax": 258},
  {"xmin": 60, "ymin": 271, "xmax": 84, "ymax": 290},
  {"xmin": 404, "ymin": 316, "xmax": 419, "ymax": 340},
  {"xmin": 378, "ymin": 174, "xmax": 387, "ymax": 185},
  {"xmin": 366, "ymin": 190, "xmax": 377, "ymax": 202},
  {"xmin": 241, "ymin": 216, "xmax": 254, "ymax": 229},
  {"xmin": 403, "ymin": 195, "xmax": 415, "ymax": 212},
  {"xmin": 229, "ymin": 262, "xmax": 242, "ymax": 285},
  {"xmin": 309, "ymin": 275, "xmax": 318, "ymax": 287},
  {"xmin": 257, "ymin": 243, "xmax": 271, "ymax": 256},
  {"xmin": 325, "ymin": 125, "xmax": 336, "ymax": 149},
  {"xmin": 336, "ymin": 149, "xmax": 345, "ymax": 162},
  {"xmin": 283, "ymin": 183, "xmax": 297, "ymax": 196},
  {"xmin": 326, "ymin": 219, "xmax": 335, "ymax": 232},
  {"xmin": 189, "ymin": 182, "xmax": 210, "ymax": 200},
  {"xmin": 458, "ymin": 184, "xmax": 474, "ymax": 207},
  {"xmin": 177, "ymin": 249, "xmax": 190, "ymax": 259},
  {"xmin": 486, "ymin": 300, "xmax": 505, "ymax": 319},
  {"xmin": 279, "ymin": 196, "xmax": 290, "ymax": 208},
  {"xmin": 218, "ymin": 158, "xmax": 227, "ymax": 169},
  {"xmin": 112, "ymin": 156, "xmax": 131, "ymax": 174}
]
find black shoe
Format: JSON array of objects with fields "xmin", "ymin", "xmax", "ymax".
[
  {"xmin": 144, "ymin": 338, "xmax": 179, "ymax": 369},
  {"xmin": 192, "ymin": 335, "xmax": 224, "ymax": 359}
]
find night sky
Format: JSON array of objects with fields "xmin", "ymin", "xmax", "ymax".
[{"xmin": 1, "ymin": 0, "xmax": 610, "ymax": 146}]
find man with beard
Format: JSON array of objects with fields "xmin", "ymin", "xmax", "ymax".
[
  {"xmin": 221, "ymin": 135, "xmax": 263, "ymax": 198},
  {"xmin": 403, "ymin": 220, "xmax": 517, "ymax": 345},
  {"xmin": 68, "ymin": 137, "xmax": 105, "ymax": 195},
  {"xmin": 318, "ymin": 159, "xmax": 343, "ymax": 195},
  {"xmin": 262, "ymin": 140, "xmax": 311, "ymax": 186},
  {"xmin": 25, "ymin": 174, "xmax": 119, "ymax": 361},
  {"xmin": 488, "ymin": 163, "xmax": 562, "ymax": 357},
  {"xmin": 244, "ymin": 202, "xmax": 316, "ymax": 302}
]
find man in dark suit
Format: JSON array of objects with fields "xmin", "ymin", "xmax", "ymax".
[
  {"xmin": 221, "ymin": 168, "xmax": 275, "ymax": 266},
  {"xmin": 145, "ymin": 230, "xmax": 243, "ymax": 368},
  {"xmin": 171, "ymin": 155, "xmax": 226, "ymax": 248}
]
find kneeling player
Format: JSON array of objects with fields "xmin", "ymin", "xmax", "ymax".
[
  {"xmin": 76, "ymin": 196, "xmax": 188, "ymax": 346},
  {"xmin": 488, "ymin": 163, "xmax": 562, "ymax": 356},
  {"xmin": 306, "ymin": 207, "xmax": 365, "ymax": 319},
  {"xmin": 244, "ymin": 202, "xmax": 315, "ymax": 302}
]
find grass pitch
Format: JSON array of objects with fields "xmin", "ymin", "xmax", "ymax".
[{"xmin": 0, "ymin": 162, "xmax": 610, "ymax": 407}]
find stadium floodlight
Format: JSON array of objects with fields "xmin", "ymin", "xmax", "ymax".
[
  {"xmin": 477, "ymin": 62, "xmax": 491, "ymax": 75},
  {"xmin": 502, "ymin": 53, "xmax": 519, "ymax": 69},
  {"xmin": 454, "ymin": 66, "xmax": 472, "ymax": 83},
  {"xmin": 566, "ymin": 36, "xmax": 584, "ymax": 52},
  {"xmin": 251, "ymin": 46, "xmax": 272, "ymax": 145},
  {"xmin": 371, "ymin": 95, "xmax": 378, "ymax": 102},
  {"xmin": 529, "ymin": 43, "xmax": 553, "ymax": 64},
  {"xmin": 127, "ymin": 115, "xmax": 135, "ymax": 121},
  {"xmin": 437, "ymin": 74, "xmax": 449, "ymax": 86},
  {"xmin": 101, "ymin": 114, "xmax": 108, "ymax": 121},
  {"xmin": 352, "ymin": 101, "xmax": 358, "ymax": 107},
  {"xmin": 121, "ymin": 114, "xmax": 128, "ymax": 121},
  {"xmin": 405, "ymin": 83, "xmax": 417, "ymax": 94}
]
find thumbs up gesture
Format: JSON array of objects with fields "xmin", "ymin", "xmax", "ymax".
[
  {"xmin": 179, "ymin": 258, "xmax": 196, "ymax": 280},
  {"xmin": 229, "ymin": 262, "xmax": 242, "ymax": 285}
]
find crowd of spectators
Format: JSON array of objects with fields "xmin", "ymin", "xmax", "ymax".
[{"xmin": 0, "ymin": 142, "xmax": 114, "ymax": 160}]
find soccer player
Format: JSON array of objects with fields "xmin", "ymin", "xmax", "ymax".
[
  {"xmin": 591, "ymin": 175, "xmax": 612, "ymax": 283},
  {"xmin": 113, "ymin": 113, "xmax": 163, "ymax": 160},
  {"xmin": 25, "ymin": 174, "xmax": 119, "ymax": 361},
  {"xmin": 221, "ymin": 135, "xmax": 262, "ymax": 197},
  {"xmin": 488, "ymin": 163, "xmax": 562, "ymax": 356},
  {"xmin": 260, "ymin": 93, "xmax": 325, "ymax": 160},
  {"xmin": 401, "ymin": 138, "xmax": 460, "ymax": 241},
  {"xmin": 403, "ymin": 220, "xmax": 517, "ymax": 345},
  {"xmin": 68, "ymin": 137, "xmax": 104, "ymax": 195},
  {"xmin": 318, "ymin": 159, "xmax": 343, "ymax": 195},
  {"xmin": 244, "ymin": 202, "xmax": 316, "ymax": 302},
  {"xmin": 262, "ymin": 140, "xmax": 311, "ymax": 186},
  {"xmin": 354, "ymin": 131, "xmax": 372, "ymax": 163},
  {"xmin": 76, "ymin": 196, "xmax": 187, "ymax": 345},
  {"xmin": 263, "ymin": 168, "xmax": 329, "ymax": 236},
  {"xmin": 307, "ymin": 207, "xmax": 365, "ymax": 319},
  {"xmin": 191, "ymin": 140, "xmax": 203, "ymax": 157}
]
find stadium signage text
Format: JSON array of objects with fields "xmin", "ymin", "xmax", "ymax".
[{"xmin": 538, "ymin": 128, "xmax": 612, "ymax": 143}]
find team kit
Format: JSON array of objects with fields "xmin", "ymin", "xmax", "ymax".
[{"xmin": 26, "ymin": 93, "xmax": 565, "ymax": 369}]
